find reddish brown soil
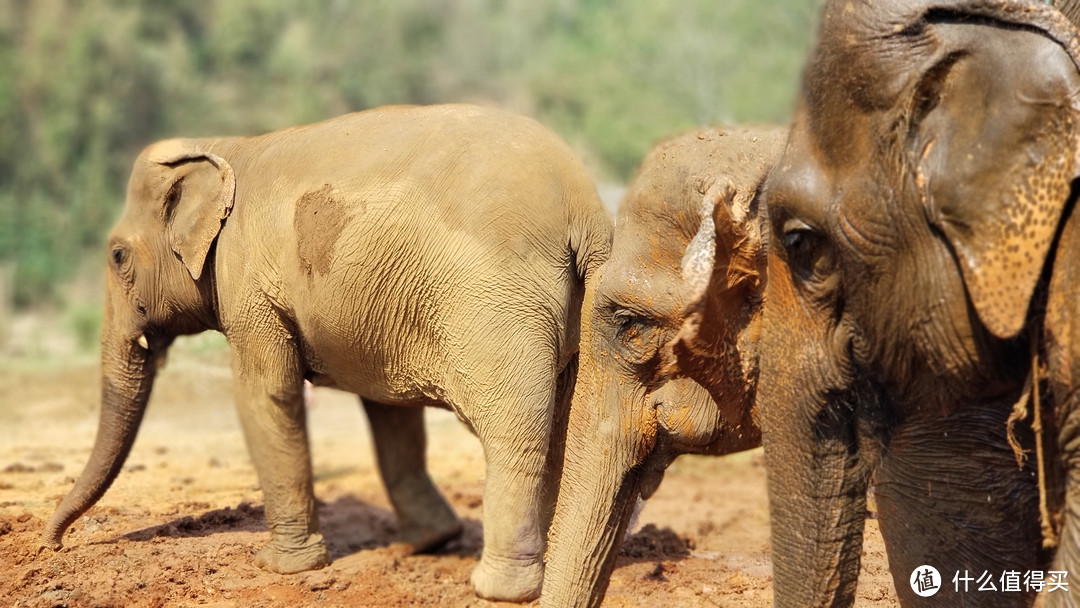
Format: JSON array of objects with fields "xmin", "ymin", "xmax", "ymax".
[{"xmin": 0, "ymin": 337, "xmax": 897, "ymax": 607}]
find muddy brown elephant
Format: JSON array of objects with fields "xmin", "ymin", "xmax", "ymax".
[
  {"xmin": 671, "ymin": 2, "xmax": 1080, "ymax": 606},
  {"xmin": 40, "ymin": 104, "xmax": 612, "ymax": 602},
  {"xmin": 541, "ymin": 126, "xmax": 784, "ymax": 608}
]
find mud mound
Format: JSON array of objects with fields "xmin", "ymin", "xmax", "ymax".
[{"xmin": 621, "ymin": 523, "xmax": 694, "ymax": 559}]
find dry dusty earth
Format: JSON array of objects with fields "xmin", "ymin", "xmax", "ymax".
[{"xmin": 0, "ymin": 335, "xmax": 898, "ymax": 607}]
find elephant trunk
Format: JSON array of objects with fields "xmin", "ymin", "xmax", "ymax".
[
  {"xmin": 41, "ymin": 325, "xmax": 157, "ymax": 549},
  {"xmin": 541, "ymin": 286, "xmax": 650, "ymax": 608},
  {"xmin": 762, "ymin": 390, "xmax": 868, "ymax": 608},
  {"xmin": 541, "ymin": 384, "xmax": 644, "ymax": 608},
  {"xmin": 757, "ymin": 256, "xmax": 868, "ymax": 608}
]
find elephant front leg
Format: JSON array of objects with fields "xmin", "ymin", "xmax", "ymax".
[
  {"xmin": 361, "ymin": 399, "xmax": 462, "ymax": 551},
  {"xmin": 469, "ymin": 401, "xmax": 554, "ymax": 602},
  {"xmin": 232, "ymin": 344, "xmax": 329, "ymax": 574}
]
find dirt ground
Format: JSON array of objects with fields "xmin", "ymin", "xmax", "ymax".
[{"xmin": 0, "ymin": 334, "xmax": 898, "ymax": 607}]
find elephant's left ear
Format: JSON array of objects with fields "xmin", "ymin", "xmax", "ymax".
[
  {"xmin": 680, "ymin": 176, "xmax": 762, "ymax": 308},
  {"xmin": 913, "ymin": 19, "xmax": 1080, "ymax": 339},
  {"xmin": 149, "ymin": 139, "xmax": 236, "ymax": 281},
  {"xmin": 662, "ymin": 176, "xmax": 765, "ymax": 376}
]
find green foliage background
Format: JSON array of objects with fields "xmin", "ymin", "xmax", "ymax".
[{"xmin": 0, "ymin": 0, "xmax": 818, "ymax": 307}]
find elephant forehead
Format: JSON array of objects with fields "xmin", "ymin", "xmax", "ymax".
[
  {"xmin": 123, "ymin": 161, "xmax": 174, "ymax": 216},
  {"xmin": 606, "ymin": 212, "xmax": 690, "ymax": 287},
  {"xmin": 647, "ymin": 229, "xmax": 693, "ymax": 273},
  {"xmin": 810, "ymin": 0, "xmax": 931, "ymax": 104},
  {"xmin": 600, "ymin": 262, "xmax": 683, "ymax": 315},
  {"xmin": 804, "ymin": 1, "xmax": 938, "ymax": 163},
  {"xmin": 766, "ymin": 127, "xmax": 837, "ymax": 223},
  {"xmin": 615, "ymin": 199, "xmax": 694, "ymax": 254},
  {"xmin": 616, "ymin": 200, "xmax": 703, "ymax": 282}
]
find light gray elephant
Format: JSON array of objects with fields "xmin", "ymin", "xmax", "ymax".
[
  {"xmin": 40, "ymin": 104, "xmax": 612, "ymax": 602},
  {"xmin": 542, "ymin": 126, "xmax": 786, "ymax": 607}
]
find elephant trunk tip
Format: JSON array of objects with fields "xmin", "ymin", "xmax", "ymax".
[{"xmin": 40, "ymin": 522, "xmax": 66, "ymax": 551}]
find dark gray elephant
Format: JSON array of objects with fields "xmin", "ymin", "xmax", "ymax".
[
  {"xmin": 39, "ymin": 104, "xmax": 613, "ymax": 602},
  {"xmin": 541, "ymin": 126, "xmax": 785, "ymax": 607},
  {"xmin": 673, "ymin": 1, "xmax": 1080, "ymax": 606}
]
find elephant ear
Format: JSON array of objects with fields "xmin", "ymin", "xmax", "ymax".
[
  {"xmin": 680, "ymin": 176, "xmax": 762, "ymax": 308},
  {"xmin": 679, "ymin": 179, "xmax": 726, "ymax": 307},
  {"xmin": 1056, "ymin": 0, "xmax": 1080, "ymax": 30},
  {"xmin": 148, "ymin": 139, "xmax": 236, "ymax": 281},
  {"xmin": 661, "ymin": 176, "xmax": 764, "ymax": 378},
  {"xmin": 913, "ymin": 18, "xmax": 1080, "ymax": 339}
]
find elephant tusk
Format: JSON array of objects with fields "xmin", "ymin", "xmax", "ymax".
[{"xmin": 136, "ymin": 334, "xmax": 149, "ymax": 350}]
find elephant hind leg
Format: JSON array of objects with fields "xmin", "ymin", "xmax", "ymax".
[{"xmin": 361, "ymin": 399, "xmax": 462, "ymax": 552}]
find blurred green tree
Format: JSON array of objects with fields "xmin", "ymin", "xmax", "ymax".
[{"xmin": 0, "ymin": 0, "xmax": 817, "ymax": 307}]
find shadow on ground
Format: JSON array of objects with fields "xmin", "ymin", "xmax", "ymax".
[{"xmin": 109, "ymin": 495, "xmax": 485, "ymax": 562}]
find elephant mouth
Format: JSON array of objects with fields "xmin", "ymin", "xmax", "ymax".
[
  {"xmin": 303, "ymin": 372, "xmax": 339, "ymax": 390},
  {"xmin": 648, "ymin": 379, "xmax": 721, "ymax": 450},
  {"xmin": 136, "ymin": 330, "xmax": 173, "ymax": 371}
]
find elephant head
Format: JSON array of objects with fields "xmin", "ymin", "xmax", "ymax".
[
  {"xmin": 724, "ymin": 1, "xmax": 1080, "ymax": 605},
  {"xmin": 541, "ymin": 126, "xmax": 784, "ymax": 608},
  {"xmin": 42, "ymin": 139, "xmax": 233, "ymax": 548}
]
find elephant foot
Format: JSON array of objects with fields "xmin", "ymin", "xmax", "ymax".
[
  {"xmin": 254, "ymin": 533, "xmax": 330, "ymax": 574},
  {"xmin": 398, "ymin": 517, "xmax": 463, "ymax": 553},
  {"xmin": 470, "ymin": 555, "xmax": 544, "ymax": 602}
]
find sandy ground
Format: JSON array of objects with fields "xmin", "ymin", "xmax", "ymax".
[{"xmin": 0, "ymin": 334, "xmax": 898, "ymax": 607}]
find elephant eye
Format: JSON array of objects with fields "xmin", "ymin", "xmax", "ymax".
[
  {"xmin": 782, "ymin": 220, "xmax": 835, "ymax": 282},
  {"xmin": 782, "ymin": 228, "xmax": 816, "ymax": 261},
  {"xmin": 612, "ymin": 309, "xmax": 661, "ymax": 349},
  {"xmin": 109, "ymin": 242, "xmax": 135, "ymax": 282},
  {"xmin": 110, "ymin": 245, "xmax": 129, "ymax": 270},
  {"xmin": 613, "ymin": 310, "xmax": 642, "ymax": 335}
]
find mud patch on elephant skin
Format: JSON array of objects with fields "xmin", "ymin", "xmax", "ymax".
[{"xmin": 295, "ymin": 184, "xmax": 349, "ymax": 278}]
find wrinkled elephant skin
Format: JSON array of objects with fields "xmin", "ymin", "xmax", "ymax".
[
  {"xmin": 702, "ymin": 2, "xmax": 1080, "ymax": 607},
  {"xmin": 40, "ymin": 104, "xmax": 613, "ymax": 603},
  {"xmin": 541, "ymin": 126, "xmax": 785, "ymax": 608}
]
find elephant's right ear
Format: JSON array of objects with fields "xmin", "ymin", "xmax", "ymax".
[
  {"xmin": 147, "ymin": 139, "xmax": 236, "ymax": 281},
  {"xmin": 912, "ymin": 15, "xmax": 1080, "ymax": 339}
]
